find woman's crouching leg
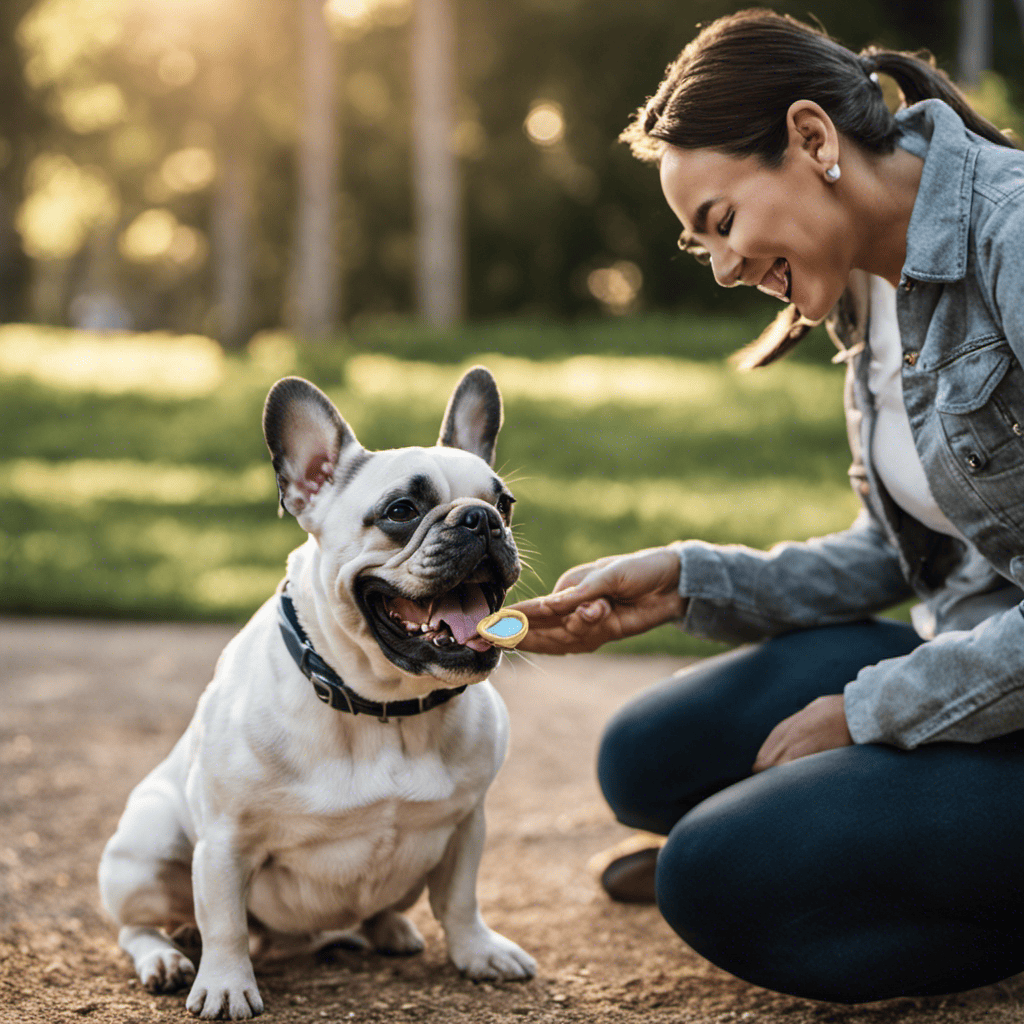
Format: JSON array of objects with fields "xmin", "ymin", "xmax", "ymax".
[
  {"xmin": 655, "ymin": 738, "xmax": 1024, "ymax": 1003},
  {"xmin": 597, "ymin": 621, "xmax": 921, "ymax": 837}
]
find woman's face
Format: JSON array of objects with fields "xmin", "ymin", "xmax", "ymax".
[{"xmin": 659, "ymin": 140, "xmax": 854, "ymax": 324}]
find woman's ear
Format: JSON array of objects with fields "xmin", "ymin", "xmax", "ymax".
[{"xmin": 786, "ymin": 100, "xmax": 840, "ymax": 179}]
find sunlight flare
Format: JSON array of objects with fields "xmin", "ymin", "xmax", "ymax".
[{"xmin": 525, "ymin": 102, "xmax": 565, "ymax": 147}]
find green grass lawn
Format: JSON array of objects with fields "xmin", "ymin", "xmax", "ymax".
[{"xmin": 0, "ymin": 316, "xmax": 867, "ymax": 656}]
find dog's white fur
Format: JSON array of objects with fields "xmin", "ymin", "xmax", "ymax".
[{"xmin": 98, "ymin": 369, "xmax": 534, "ymax": 1020}]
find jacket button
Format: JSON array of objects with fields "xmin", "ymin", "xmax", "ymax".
[
  {"xmin": 900, "ymin": 277, "xmax": 915, "ymax": 293},
  {"xmin": 903, "ymin": 351, "xmax": 919, "ymax": 367},
  {"xmin": 966, "ymin": 452, "xmax": 984, "ymax": 471},
  {"xmin": 1014, "ymin": 423, "xmax": 1023, "ymax": 437}
]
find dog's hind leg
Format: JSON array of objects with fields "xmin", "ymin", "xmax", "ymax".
[
  {"xmin": 360, "ymin": 910, "xmax": 426, "ymax": 955},
  {"xmin": 359, "ymin": 881, "xmax": 426, "ymax": 955},
  {"xmin": 99, "ymin": 775, "xmax": 197, "ymax": 992}
]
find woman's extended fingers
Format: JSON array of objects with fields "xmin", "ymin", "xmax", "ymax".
[
  {"xmin": 514, "ymin": 598, "xmax": 614, "ymax": 654},
  {"xmin": 513, "ymin": 568, "xmax": 614, "ymax": 619},
  {"xmin": 509, "ymin": 594, "xmax": 579, "ymax": 622},
  {"xmin": 552, "ymin": 555, "xmax": 620, "ymax": 593},
  {"xmin": 519, "ymin": 594, "xmax": 609, "ymax": 620},
  {"xmin": 510, "ymin": 547, "xmax": 684, "ymax": 654}
]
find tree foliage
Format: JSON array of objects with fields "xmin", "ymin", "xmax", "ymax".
[{"xmin": 5, "ymin": 0, "xmax": 1023, "ymax": 340}]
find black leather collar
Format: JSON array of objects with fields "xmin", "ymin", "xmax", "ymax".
[{"xmin": 278, "ymin": 591, "xmax": 467, "ymax": 722}]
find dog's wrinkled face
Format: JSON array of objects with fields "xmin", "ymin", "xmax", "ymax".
[
  {"xmin": 263, "ymin": 367, "xmax": 519, "ymax": 684},
  {"xmin": 353, "ymin": 462, "xmax": 519, "ymax": 678}
]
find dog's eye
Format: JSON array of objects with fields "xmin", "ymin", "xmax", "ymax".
[
  {"xmin": 496, "ymin": 494, "xmax": 515, "ymax": 523},
  {"xmin": 384, "ymin": 500, "xmax": 419, "ymax": 523}
]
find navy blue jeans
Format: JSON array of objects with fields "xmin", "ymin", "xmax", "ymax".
[{"xmin": 597, "ymin": 621, "xmax": 1024, "ymax": 1003}]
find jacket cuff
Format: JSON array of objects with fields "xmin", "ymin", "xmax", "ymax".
[
  {"xmin": 670, "ymin": 540, "xmax": 770, "ymax": 643},
  {"xmin": 843, "ymin": 676, "xmax": 890, "ymax": 746}
]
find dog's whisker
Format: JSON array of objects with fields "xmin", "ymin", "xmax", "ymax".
[
  {"xmin": 516, "ymin": 558, "xmax": 539, "ymax": 570},
  {"xmin": 503, "ymin": 648, "xmax": 551, "ymax": 677},
  {"xmin": 494, "ymin": 460, "xmax": 529, "ymax": 480},
  {"xmin": 513, "ymin": 562, "xmax": 542, "ymax": 580},
  {"xmin": 507, "ymin": 572, "xmax": 546, "ymax": 597}
]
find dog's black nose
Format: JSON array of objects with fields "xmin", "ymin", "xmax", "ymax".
[{"xmin": 460, "ymin": 505, "xmax": 498, "ymax": 537}]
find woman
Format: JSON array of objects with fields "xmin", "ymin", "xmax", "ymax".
[{"xmin": 513, "ymin": 8, "xmax": 1024, "ymax": 1004}]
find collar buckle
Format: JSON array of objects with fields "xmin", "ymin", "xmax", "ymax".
[{"xmin": 278, "ymin": 591, "xmax": 465, "ymax": 722}]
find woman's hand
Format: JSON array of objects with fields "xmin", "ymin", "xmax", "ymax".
[
  {"xmin": 752, "ymin": 694, "xmax": 852, "ymax": 772},
  {"xmin": 510, "ymin": 547, "xmax": 686, "ymax": 654}
]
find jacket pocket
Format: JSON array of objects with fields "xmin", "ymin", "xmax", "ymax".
[{"xmin": 935, "ymin": 343, "xmax": 1024, "ymax": 530}]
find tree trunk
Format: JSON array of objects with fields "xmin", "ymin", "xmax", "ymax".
[
  {"xmin": 208, "ymin": 40, "xmax": 253, "ymax": 351},
  {"xmin": 0, "ymin": 183, "xmax": 29, "ymax": 322},
  {"xmin": 958, "ymin": 0, "xmax": 993, "ymax": 87},
  {"xmin": 293, "ymin": 0, "xmax": 341, "ymax": 342},
  {"xmin": 1012, "ymin": 0, "xmax": 1024, "ymax": 39},
  {"xmin": 412, "ymin": 0, "xmax": 463, "ymax": 328},
  {"xmin": 212, "ymin": 141, "xmax": 252, "ymax": 350}
]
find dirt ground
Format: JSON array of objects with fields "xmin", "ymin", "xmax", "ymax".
[{"xmin": 3, "ymin": 617, "xmax": 1024, "ymax": 1024}]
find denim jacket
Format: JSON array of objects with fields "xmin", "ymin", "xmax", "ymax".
[{"xmin": 674, "ymin": 99, "xmax": 1024, "ymax": 748}]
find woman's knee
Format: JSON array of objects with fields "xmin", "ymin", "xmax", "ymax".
[
  {"xmin": 651, "ymin": 747, "xmax": 926, "ymax": 1002},
  {"xmin": 653, "ymin": 759, "xmax": 852, "ymax": 988},
  {"xmin": 596, "ymin": 701, "xmax": 673, "ymax": 832},
  {"xmin": 654, "ymin": 791, "xmax": 749, "ymax": 954},
  {"xmin": 596, "ymin": 649, "xmax": 787, "ymax": 833}
]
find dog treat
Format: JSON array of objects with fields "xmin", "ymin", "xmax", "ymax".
[{"xmin": 476, "ymin": 608, "xmax": 529, "ymax": 648}]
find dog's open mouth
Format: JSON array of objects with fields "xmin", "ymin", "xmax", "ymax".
[
  {"xmin": 381, "ymin": 583, "xmax": 497, "ymax": 653},
  {"xmin": 356, "ymin": 562, "xmax": 507, "ymax": 674}
]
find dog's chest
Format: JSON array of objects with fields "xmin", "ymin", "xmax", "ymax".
[{"xmin": 243, "ymin": 730, "xmax": 490, "ymax": 932}]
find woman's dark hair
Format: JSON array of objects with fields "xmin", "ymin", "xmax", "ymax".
[{"xmin": 622, "ymin": 8, "xmax": 1018, "ymax": 367}]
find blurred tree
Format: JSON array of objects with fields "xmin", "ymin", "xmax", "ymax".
[
  {"xmin": 412, "ymin": 0, "xmax": 463, "ymax": 327},
  {"xmin": 0, "ymin": 0, "xmax": 37, "ymax": 322},
  {"xmin": 6, "ymin": 0, "xmax": 1024, "ymax": 336},
  {"xmin": 960, "ymin": 0, "xmax": 994, "ymax": 85},
  {"xmin": 14, "ymin": 0, "xmax": 295, "ymax": 337},
  {"xmin": 294, "ymin": 0, "xmax": 341, "ymax": 341},
  {"xmin": 208, "ymin": 16, "xmax": 255, "ymax": 350}
]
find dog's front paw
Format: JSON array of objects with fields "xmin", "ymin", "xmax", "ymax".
[
  {"xmin": 449, "ymin": 926, "xmax": 536, "ymax": 982},
  {"xmin": 137, "ymin": 947, "xmax": 196, "ymax": 993},
  {"xmin": 186, "ymin": 965, "xmax": 264, "ymax": 1020}
]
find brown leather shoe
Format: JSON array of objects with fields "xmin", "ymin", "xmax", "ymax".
[{"xmin": 599, "ymin": 845, "xmax": 660, "ymax": 904}]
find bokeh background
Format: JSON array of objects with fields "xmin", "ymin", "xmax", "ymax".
[{"xmin": 1, "ymin": 0, "xmax": 1022, "ymax": 655}]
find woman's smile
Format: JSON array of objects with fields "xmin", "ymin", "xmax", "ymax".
[
  {"xmin": 757, "ymin": 258, "xmax": 791, "ymax": 301},
  {"xmin": 659, "ymin": 141, "xmax": 851, "ymax": 323}
]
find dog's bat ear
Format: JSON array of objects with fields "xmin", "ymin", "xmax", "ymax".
[
  {"xmin": 263, "ymin": 377, "xmax": 359, "ymax": 518},
  {"xmin": 438, "ymin": 366, "xmax": 503, "ymax": 466}
]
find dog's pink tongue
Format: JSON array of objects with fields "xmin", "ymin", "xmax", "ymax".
[{"xmin": 431, "ymin": 584, "xmax": 491, "ymax": 648}]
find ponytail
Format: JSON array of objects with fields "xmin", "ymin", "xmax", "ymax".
[{"xmin": 862, "ymin": 47, "xmax": 1017, "ymax": 150}]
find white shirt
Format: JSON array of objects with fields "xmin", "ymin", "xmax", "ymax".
[{"xmin": 867, "ymin": 275, "xmax": 966, "ymax": 541}]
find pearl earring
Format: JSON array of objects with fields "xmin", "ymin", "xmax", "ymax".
[{"xmin": 825, "ymin": 164, "xmax": 841, "ymax": 183}]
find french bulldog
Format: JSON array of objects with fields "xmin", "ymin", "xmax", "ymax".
[{"xmin": 98, "ymin": 366, "xmax": 535, "ymax": 1020}]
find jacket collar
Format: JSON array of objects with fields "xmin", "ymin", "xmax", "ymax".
[{"xmin": 896, "ymin": 99, "xmax": 979, "ymax": 284}]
